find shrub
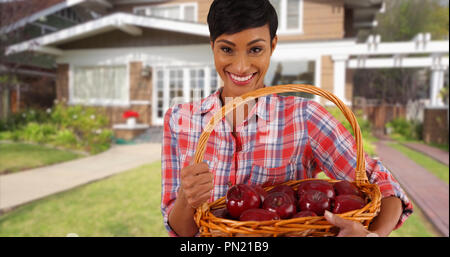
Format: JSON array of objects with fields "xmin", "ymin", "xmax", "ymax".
[
  {"xmin": 52, "ymin": 129, "xmax": 79, "ymax": 149},
  {"xmin": 20, "ymin": 123, "xmax": 57, "ymax": 144},
  {"xmin": 0, "ymin": 102, "xmax": 113, "ymax": 154},
  {"xmin": 386, "ymin": 118, "xmax": 422, "ymax": 140}
]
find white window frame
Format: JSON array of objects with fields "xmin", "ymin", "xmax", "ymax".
[
  {"xmin": 133, "ymin": 2, "xmax": 198, "ymax": 22},
  {"xmin": 152, "ymin": 65, "xmax": 218, "ymax": 125},
  {"xmin": 68, "ymin": 64, "xmax": 130, "ymax": 106},
  {"xmin": 272, "ymin": 0, "xmax": 304, "ymax": 35}
]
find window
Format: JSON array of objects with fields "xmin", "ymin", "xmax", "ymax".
[
  {"xmin": 190, "ymin": 69, "xmax": 205, "ymax": 101},
  {"xmin": 270, "ymin": 0, "xmax": 303, "ymax": 33},
  {"xmin": 71, "ymin": 65, "xmax": 128, "ymax": 105},
  {"xmin": 210, "ymin": 67, "xmax": 219, "ymax": 95},
  {"xmin": 268, "ymin": 60, "xmax": 315, "ymax": 99},
  {"xmin": 134, "ymin": 3, "xmax": 197, "ymax": 22}
]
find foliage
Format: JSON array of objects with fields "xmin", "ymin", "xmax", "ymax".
[
  {"xmin": 0, "ymin": 101, "xmax": 113, "ymax": 154},
  {"xmin": 354, "ymin": 0, "xmax": 449, "ymax": 104},
  {"xmin": 386, "ymin": 118, "xmax": 423, "ymax": 141}
]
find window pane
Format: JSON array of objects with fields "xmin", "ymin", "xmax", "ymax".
[
  {"xmin": 166, "ymin": 6, "xmax": 180, "ymax": 19},
  {"xmin": 73, "ymin": 65, "xmax": 126, "ymax": 102},
  {"xmin": 184, "ymin": 6, "xmax": 195, "ymax": 22},
  {"xmin": 287, "ymin": 0, "xmax": 299, "ymax": 29}
]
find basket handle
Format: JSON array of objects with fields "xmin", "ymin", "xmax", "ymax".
[{"xmin": 192, "ymin": 84, "xmax": 369, "ymax": 185}]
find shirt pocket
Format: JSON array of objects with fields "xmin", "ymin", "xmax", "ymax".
[{"xmin": 249, "ymin": 162, "xmax": 297, "ymax": 187}]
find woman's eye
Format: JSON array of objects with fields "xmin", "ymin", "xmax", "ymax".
[
  {"xmin": 221, "ymin": 47, "xmax": 232, "ymax": 54},
  {"xmin": 250, "ymin": 47, "xmax": 263, "ymax": 54}
]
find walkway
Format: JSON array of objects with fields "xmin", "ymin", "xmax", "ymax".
[
  {"xmin": 402, "ymin": 142, "xmax": 449, "ymax": 166},
  {"xmin": 0, "ymin": 143, "xmax": 162, "ymax": 213},
  {"xmin": 375, "ymin": 140, "xmax": 449, "ymax": 237}
]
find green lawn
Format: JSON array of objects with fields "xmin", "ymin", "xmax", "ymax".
[
  {"xmin": 387, "ymin": 142, "xmax": 449, "ymax": 184},
  {"xmin": 0, "ymin": 161, "xmax": 167, "ymax": 237},
  {"xmin": 0, "ymin": 142, "xmax": 83, "ymax": 175}
]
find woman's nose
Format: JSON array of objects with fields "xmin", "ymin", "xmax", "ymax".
[{"xmin": 232, "ymin": 54, "xmax": 251, "ymax": 74}]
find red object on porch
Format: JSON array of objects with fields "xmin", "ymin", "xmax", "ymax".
[{"xmin": 122, "ymin": 110, "xmax": 139, "ymax": 119}]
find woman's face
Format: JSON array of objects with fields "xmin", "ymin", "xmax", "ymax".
[{"xmin": 211, "ymin": 24, "xmax": 278, "ymax": 99}]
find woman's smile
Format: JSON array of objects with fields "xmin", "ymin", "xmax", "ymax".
[{"xmin": 227, "ymin": 71, "xmax": 258, "ymax": 86}]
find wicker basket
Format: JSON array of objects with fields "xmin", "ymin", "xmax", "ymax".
[{"xmin": 193, "ymin": 84, "xmax": 382, "ymax": 237}]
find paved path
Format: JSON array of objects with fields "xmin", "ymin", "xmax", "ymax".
[
  {"xmin": 402, "ymin": 142, "xmax": 449, "ymax": 166},
  {"xmin": 0, "ymin": 143, "xmax": 161, "ymax": 213},
  {"xmin": 375, "ymin": 140, "xmax": 449, "ymax": 237}
]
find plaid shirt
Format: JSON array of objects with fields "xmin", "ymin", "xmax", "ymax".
[{"xmin": 161, "ymin": 87, "xmax": 413, "ymax": 236}]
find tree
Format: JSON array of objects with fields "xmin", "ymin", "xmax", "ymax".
[{"xmin": 354, "ymin": 0, "xmax": 449, "ymax": 105}]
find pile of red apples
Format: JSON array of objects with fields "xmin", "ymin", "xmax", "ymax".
[{"xmin": 217, "ymin": 180, "xmax": 366, "ymax": 221}]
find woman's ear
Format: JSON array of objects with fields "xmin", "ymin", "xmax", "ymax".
[
  {"xmin": 270, "ymin": 35, "xmax": 278, "ymax": 55},
  {"xmin": 210, "ymin": 40, "xmax": 215, "ymax": 51}
]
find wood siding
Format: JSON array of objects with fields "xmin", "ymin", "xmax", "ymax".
[{"xmin": 111, "ymin": 0, "xmax": 345, "ymax": 42}]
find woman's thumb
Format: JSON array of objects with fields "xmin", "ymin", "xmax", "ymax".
[{"xmin": 324, "ymin": 210, "xmax": 351, "ymax": 228}]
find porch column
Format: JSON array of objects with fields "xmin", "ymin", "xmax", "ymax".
[
  {"xmin": 429, "ymin": 67, "xmax": 446, "ymax": 107},
  {"xmin": 332, "ymin": 54, "xmax": 350, "ymax": 105}
]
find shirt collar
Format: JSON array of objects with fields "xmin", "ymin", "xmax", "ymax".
[{"xmin": 193, "ymin": 86, "xmax": 276, "ymax": 122}]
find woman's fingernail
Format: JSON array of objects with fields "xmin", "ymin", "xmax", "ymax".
[{"xmin": 324, "ymin": 210, "xmax": 332, "ymax": 219}]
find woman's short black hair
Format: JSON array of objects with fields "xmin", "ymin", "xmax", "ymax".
[{"xmin": 207, "ymin": 0, "xmax": 278, "ymax": 43}]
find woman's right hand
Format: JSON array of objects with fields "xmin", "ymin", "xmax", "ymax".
[{"xmin": 179, "ymin": 162, "xmax": 214, "ymax": 209}]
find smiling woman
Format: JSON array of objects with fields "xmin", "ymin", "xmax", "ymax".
[{"xmin": 161, "ymin": 0, "xmax": 413, "ymax": 238}]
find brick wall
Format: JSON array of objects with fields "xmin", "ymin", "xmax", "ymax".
[
  {"xmin": 56, "ymin": 63, "xmax": 69, "ymax": 101},
  {"xmin": 423, "ymin": 108, "xmax": 449, "ymax": 145}
]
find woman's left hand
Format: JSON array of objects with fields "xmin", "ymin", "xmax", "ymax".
[{"xmin": 324, "ymin": 210, "xmax": 377, "ymax": 237}]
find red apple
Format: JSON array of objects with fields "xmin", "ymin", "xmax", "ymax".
[
  {"xmin": 251, "ymin": 184, "xmax": 268, "ymax": 203},
  {"xmin": 332, "ymin": 195, "xmax": 365, "ymax": 214},
  {"xmin": 334, "ymin": 180, "xmax": 361, "ymax": 197},
  {"xmin": 211, "ymin": 207, "xmax": 229, "ymax": 219},
  {"xmin": 239, "ymin": 208, "xmax": 280, "ymax": 221},
  {"xmin": 269, "ymin": 184, "xmax": 296, "ymax": 203},
  {"xmin": 297, "ymin": 180, "xmax": 335, "ymax": 200},
  {"xmin": 226, "ymin": 184, "xmax": 261, "ymax": 218},
  {"xmin": 298, "ymin": 190, "xmax": 331, "ymax": 216},
  {"xmin": 262, "ymin": 192, "xmax": 296, "ymax": 219},
  {"xmin": 292, "ymin": 210, "xmax": 317, "ymax": 218}
]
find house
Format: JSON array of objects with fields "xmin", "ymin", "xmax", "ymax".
[
  {"xmin": 0, "ymin": 0, "xmax": 110, "ymax": 117},
  {"xmin": 4, "ymin": 0, "xmax": 448, "ymax": 141}
]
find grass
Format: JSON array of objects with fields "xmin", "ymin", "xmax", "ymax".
[
  {"xmin": 387, "ymin": 142, "xmax": 449, "ymax": 184},
  {"xmin": 0, "ymin": 161, "xmax": 167, "ymax": 237},
  {"xmin": 0, "ymin": 142, "xmax": 83, "ymax": 175}
]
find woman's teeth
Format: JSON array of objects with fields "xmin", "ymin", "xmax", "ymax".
[{"xmin": 230, "ymin": 73, "xmax": 254, "ymax": 82}]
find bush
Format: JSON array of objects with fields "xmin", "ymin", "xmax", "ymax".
[
  {"xmin": 386, "ymin": 118, "xmax": 422, "ymax": 140},
  {"xmin": 0, "ymin": 102, "xmax": 113, "ymax": 154},
  {"xmin": 0, "ymin": 108, "xmax": 52, "ymax": 132},
  {"xmin": 52, "ymin": 129, "xmax": 79, "ymax": 149}
]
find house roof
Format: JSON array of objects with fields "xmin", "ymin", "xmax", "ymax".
[
  {"xmin": 0, "ymin": 0, "xmax": 96, "ymax": 34},
  {"xmin": 6, "ymin": 12, "xmax": 209, "ymax": 56}
]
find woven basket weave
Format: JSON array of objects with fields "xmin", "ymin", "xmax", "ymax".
[{"xmin": 193, "ymin": 84, "xmax": 381, "ymax": 237}]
